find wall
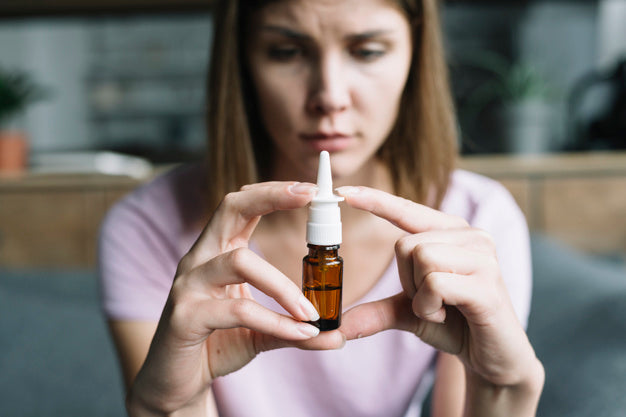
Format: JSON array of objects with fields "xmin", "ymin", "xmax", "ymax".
[
  {"xmin": 1, "ymin": 2, "xmax": 622, "ymax": 159},
  {"xmin": 0, "ymin": 14, "xmax": 212, "ymax": 160},
  {"xmin": 0, "ymin": 20, "xmax": 90, "ymax": 152},
  {"xmin": 443, "ymin": 2, "xmax": 602, "ymax": 153}
]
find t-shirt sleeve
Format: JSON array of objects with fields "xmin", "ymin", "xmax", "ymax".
[
  {"xmin": 97, "ymin": 193, "xmax": 179, "ymax": 321},
  {"xmin": 470, "ymin": 181, "xmax": 532, "ymax": 329}
]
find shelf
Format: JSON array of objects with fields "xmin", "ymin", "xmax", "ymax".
[
  {"xmin": 459, "ymin": 151, "xmax": 626, "ymax": 256},
  {"xmin": 459, "ymin": 150, "xmax": 626, "ymax": 178}
]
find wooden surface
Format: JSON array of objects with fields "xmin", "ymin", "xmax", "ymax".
[
  {"xmin": 542, "ymin": 177, "xmax": 626, "ymax": 255},
  {"xmin": 0, "ymin": 173, "xmax": 145, "ymax": 268},
  {"xmin": 460, "ymin": 151, "xmax": 626, "ymax": 256},
  {"xmin": 460, "ymin": 151, "xmax": 626, "ymax": 178}
]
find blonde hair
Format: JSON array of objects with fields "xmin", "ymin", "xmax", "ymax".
[{"xmin": 206, "ymin": 0, "xmax": 458, "ymax": 213}]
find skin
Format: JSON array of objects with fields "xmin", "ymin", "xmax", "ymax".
[
  {"xmin": 245, "ymin": 0, "xmax": 412, "ymax": 182},
  {"xmin": 112, "ymin": 1, "xmax": 544, "ymax": 416}
]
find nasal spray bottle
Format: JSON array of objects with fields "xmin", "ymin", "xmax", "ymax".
[{"xmin": 302, "ymin": 151, "xmax": 344, "ymax": 331}]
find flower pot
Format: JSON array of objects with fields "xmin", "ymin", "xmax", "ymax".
[
  {"xmin": 489, "ymin": 100, "xmax": 554, "ymax": 154},
  {"xmin": 0, "ymin": 131, "xmax": 29, "ymax": 175}
]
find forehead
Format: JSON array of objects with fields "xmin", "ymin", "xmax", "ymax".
[{"xmin": 251, "ymin": 0, "xmax": 408, "ymax": 36}]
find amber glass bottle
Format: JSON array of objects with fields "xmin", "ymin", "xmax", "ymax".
[
  {"xmin": 302, "ymin": 244, "xmax": 343, "ymax": 330},
  {"xmin": 303, "ymin": 151, "xmax": 344, "ymax": 331}
]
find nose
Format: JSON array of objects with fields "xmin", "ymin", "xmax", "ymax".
[{"xmin": 306, "ymin": 54, "xmax": 351, "ymax": 116}]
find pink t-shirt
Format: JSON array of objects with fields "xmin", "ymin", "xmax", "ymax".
[{"xmin": 98, "ymin": 163, "xmax": 531, "ymax": 417}]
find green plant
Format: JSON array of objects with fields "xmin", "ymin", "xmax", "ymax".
[
  {"xmin": 461, "ymin": 51, "xmax": 552, "ymax": 111},
  {"xmin": 456, "ymin": 51, "xmax": 554, "ymax": 138},
  {"xmin": 0, "ymin": 67, "xmax": 49, "ymax": 128}
]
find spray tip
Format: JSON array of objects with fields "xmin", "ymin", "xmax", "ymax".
[
  {"xmin": 314, "ymin": 151, "xmax": 344, "ymax": 203},
  {"xmin": 307, "ymin": 151, "xmax": 343, "ymax": 245}
]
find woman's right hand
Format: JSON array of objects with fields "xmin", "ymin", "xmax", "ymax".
[{"xmin": 127, "ymin": 182, "xmax": 346, "ymax": 416}]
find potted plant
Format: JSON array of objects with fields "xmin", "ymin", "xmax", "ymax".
[
  {"xmin": 0, "ymin": 67, "xmax": 48, "ymax": 174},
  {"xmin": 461, "ymin": 51, "xmax": 554, "ymax": 154}
]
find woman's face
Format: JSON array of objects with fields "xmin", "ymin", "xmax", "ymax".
[{"xmin": 246, "ymin": 0, "xmax": 413, "ymax": 181}]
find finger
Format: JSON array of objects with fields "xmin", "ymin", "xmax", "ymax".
[
  {"xmin": 412, "ymin": 271, "xmax": 502, "ymax": 327},
  {"xmin": 203, "ymin": 298, "xmax": 321, "ymax": 341},
  {"xmin": 395, "ymin": 228, "xmax": 496, "ymax": 257},
  {"xmin": 394, "ymin": 230, "xmax": 495, "ymax": 298},
  {"xmin": 195, "ymin": 248, "xmax": 320, "ymax": 322},
  {"xmin": 183, "ymin": 182, "xmax": 317, "ymax": 270},
  {"xmin": 209, "ymin": 181, "xmax": 317, "ymax": 242},
  {"xmin": 240, "ymin": 282, "xmax": 254, "ymax": 300},
  {"xmin": 412, "ymin": 272, "xmax": 457, "ymax": 323},
  {"xmin": 398, "ymin": 242, "xmax": 496, "ymax": 299},
  {"xmin": 255, "ymin": 329, "xmax": 347, "ymax": 353},
  {"xmin": 224, "ymin": 283, "xmax": 253, "ymax": 300},
  {"xmin": 340, "ymin": 293, "xmax": 418, "ymax": 338},
  {"xmin": 336, "ymin": 186, "xmax": 468, "ymax": 233},
  {"xmin": 239, "ymin": 181, "xmax": 299, "ymax": 191},
  {"xmin": 339, "ymin": 292, "xmax": 465, "ymax": 354}
]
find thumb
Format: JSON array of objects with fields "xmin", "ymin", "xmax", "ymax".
[
  {"xmin": 255, "ymin": 329, "xmax": 347, "ymax": 353},
  {"xmin": 340, "ymin": 293, "xmax": 465, "ymax": 355},
  {"xmin": 340, "ymin": 293, "xmax": 418, "ymax": 339}
]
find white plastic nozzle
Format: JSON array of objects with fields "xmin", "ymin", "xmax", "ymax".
[{"xmin": 306, "ymin": 151, "xmax": 344, "ymax": 245}]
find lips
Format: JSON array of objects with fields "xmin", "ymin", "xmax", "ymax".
[
  {"xmin": 300, "ymin": 132, "xmax": 350, "ymax": 140},
  {"xmin": 300, "ymin": 132, "xmax": 355, "ymax": 152}
]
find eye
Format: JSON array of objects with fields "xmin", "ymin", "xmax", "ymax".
[
  {"xmin": 268, "ymin": 45, "xmax": 303, "ymax": 61},
  {"xmin": 353, "ymin": 48, "xmax": 385, "ymax": 60},
  {"xmin": 351, "ymin": 43, "xmax": 386, "ymax": 61}
]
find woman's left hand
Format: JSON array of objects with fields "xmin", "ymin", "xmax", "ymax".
[{"xmin": 336, "ymin": 186, "xmax": 541, "ymax": 388}]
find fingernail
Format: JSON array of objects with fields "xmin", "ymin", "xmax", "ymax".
[
  {"xmin": 335, "ymin": 186, "xmax": 360, "ymax": 196},
  {"xmin": 289, "ymin": 182, "xmax": 317, "ymax": 195},
  {"xmin": 299, "ymin": 294, "xmax": 320, "ymax": 321},
  {"xmin": 297, "ymin": 323, "xmax": 320, "ymax": 338}
]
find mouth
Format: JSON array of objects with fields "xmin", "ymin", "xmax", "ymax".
[{"xmin": 299, "ymin": 132, "xmax": 355, "ymax": 152}]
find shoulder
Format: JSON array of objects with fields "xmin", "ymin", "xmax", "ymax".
[
  {"xmin": 102, "ymin": 162, "xmax": 206, "ymax": 242},
  {"xmin": 97, "ymin": 162, "xmax": 207, "ymax": 320},
  {"xmin": 441, "ymin": 169, "xmax": 522, "ymax": 227}
]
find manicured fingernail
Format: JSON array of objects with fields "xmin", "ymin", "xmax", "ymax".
[
  {"xmin": 335, "ymin": 186, "xmax": 360, "ymax": 196},
  {"xmin": 299, "ymin": 294, "xmax": 320, "ymax": 321},
  {"xmin": 297, "ymin": 323, "xmax": 320, "ymax": 338},
  {"xmin": 289, "ymin": 182, "xmax": 317, "ymax": 195}
]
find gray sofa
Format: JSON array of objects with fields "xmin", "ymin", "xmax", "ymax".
[
  {"xmin": 527, "ymin": 234, "xmax": 626, "ymax": 417},
  {"xmin": 1, "ymin": 234, "xmax": 625, "ymax": 416}
]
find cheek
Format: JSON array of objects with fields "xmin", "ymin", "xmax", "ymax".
[
  {"xmin": 356, "ymin": 68, "xmax": 408, "ymax": 138},
  {"xmin": 252, "ymin": 69, "xmax": 304, "ymax": 139},
  {"xmin": 373, "ymin": 34, "xmax": 413, "ymax": 131}
]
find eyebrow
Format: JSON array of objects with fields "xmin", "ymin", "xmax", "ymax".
[
  {"xmin": 346, "ymin": 30, "xmax": 394, "ymax": 42},
  {"xmin": 261, "ymin": 25, "xmax": 310, "ymax": 40},
  {"xmin": 261, "ymin": 25, "xmax": 393, "ymax": 42}
]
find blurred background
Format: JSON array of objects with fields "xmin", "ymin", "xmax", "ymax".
[
  {"xmin": 1, "ymin": 1, "xmax": 625, "ymax": 160},
  {"xmin": 0, "ymin": 1, "xmax": 625, "ymax": 416}
]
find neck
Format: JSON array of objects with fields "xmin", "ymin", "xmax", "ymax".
[{"xmin": 259, "ymin": 157, "xmax": 394, "ymax": 235}]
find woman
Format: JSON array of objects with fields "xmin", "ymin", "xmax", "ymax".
[{"xmin": 99, "ymin": 0, "xmax": 544, "ymax": 415}]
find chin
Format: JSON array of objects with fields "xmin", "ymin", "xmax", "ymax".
[{"xmin": 327, "ymin": 152, "xmax": 375, "ymax": 183}]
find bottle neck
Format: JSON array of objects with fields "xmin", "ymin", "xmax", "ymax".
[{"xmin": 307, "ymin": 243, "xmax": 340, "ymax": 257}]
